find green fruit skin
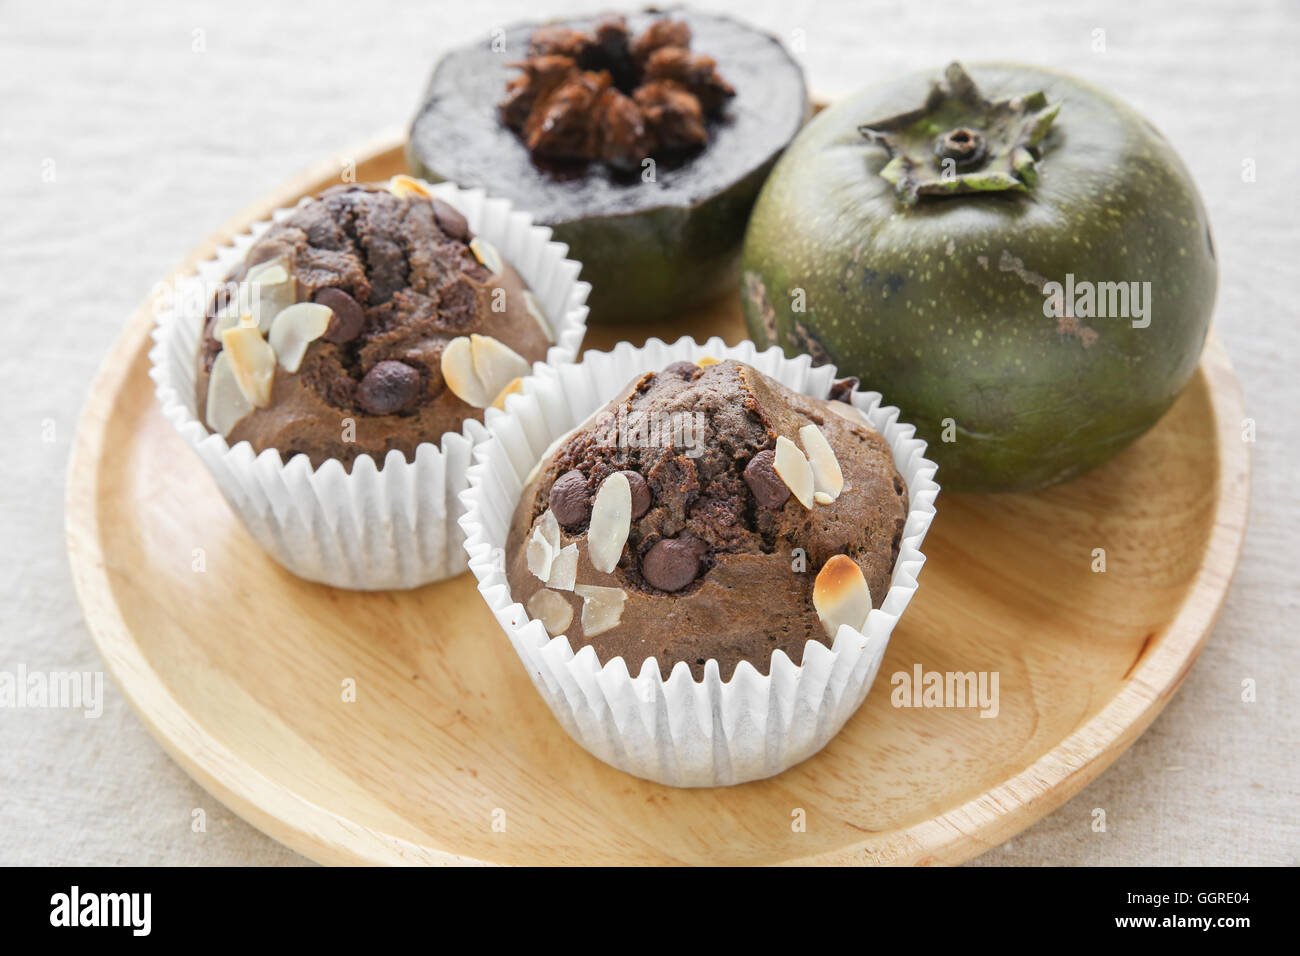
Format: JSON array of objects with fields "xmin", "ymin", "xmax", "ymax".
[{"xmin": 741, "ymin": 64, "xmax": 1218, "ymax": 492}]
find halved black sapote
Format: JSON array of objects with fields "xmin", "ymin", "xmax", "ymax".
[
  {"xmin": 742, "ymin": 62, "xmax": 1218, "ymax": 492},
  {"xmin": 408, "ymin": 9, "xmax": 807, "ymax": 324}
]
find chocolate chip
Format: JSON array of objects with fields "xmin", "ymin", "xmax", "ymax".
[
  {"xmin": 357, "ymin": 360, "xmax": 421, "ymax": 415},
  {"xmin": 314, "ymin": 287, "xmax": 365, "ymax": 344},
  {"xmin": 661, "ymin": 360, "xmax": 699, "ymax": 381},
  {"xmin": 641, "ymin": 537, "xmax": 700, "ymax": 592},
  {"xmin": 621, "ymin": 470, "xmax": 651, "ymax": 518},
  {"xmin": 743, "ymin": 448, "xmax": 790, "ymax": 509},
  {"xmin": 431, "ymin": 199, "xmax": 470, "ymax": 242},
  {"xmin": 548, "ymin": 469, "xmax": 591, "ymax": 527},
  {"xmin": 829, "ymin": 376, "xmax": 859, "ymax": 403}
]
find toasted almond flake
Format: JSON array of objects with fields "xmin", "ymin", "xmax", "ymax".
[
  {"xmin": 491, "ymin": 377, "xmax": 524, "ymax": 410},
  {"xmin": 696, "ymin": 355, "xmax": 721, "ymax": 367},
  {"xmin": 527, "ymin": 588, "xmax": 573, "ymax": 636},
  {"xmin": 472, "ymin": 333, "xmax": 529, "ymax": 397},
  {"xmin": 548, "ymin": 543, "xmax": 579, "ymax": 591},
  {"xmin": 526, "ymin": 510, "xmax": 563, "ymax": 583},
  {"xmin": 268, "ymin": 302, "xmax": 332, "ymax": 373},
  {"xmin": 212, "ymin": 309, "xmax": 240, "ymax": 339},
  {"xmin": 246, "ymin": 257, "xmax": 288, "ymax": 281},
  {"xmin": 246, "ymin": 258, "xmax": 296, "ymax": 333},
  {"xmin": 440, "ymin": 335, "xmax": 488, "ymax": 407},
  {"xmin": 387, "ymin": 174, "xmax": 431, "ymax": 199},
  {"xmin": 800, "ymin": 423, "xmax": 843, "ymax": 502},
  {"xmin": 538, "ymin": 509, "xmax": 560, "ymax": 551},
  {"xmin": 826, "ymin": 401, "xmax": 874, "ymax": 429},
  {"xmin": 220, "ymin": 322, "xmax": 276, "ymax": 407},
  {"xmin": 205, "ymin": 351, "xmax": 253, "ymax": 436},
  {"xmin": 586, "ymin": 471, "xmax": 631, "ymax": 574},
  {"xmin": 523, "ymin": 290, "xmax": 554, "ymax": 344},
  {"xmin": 443, "ymin": 334, "xmax": 531, "ymax": 409},
  {"xmin": 774, "ymin": 435, "xmax": 814, "ymax": 508},
  {"xmin": 813, "ymin": 554, "xmax": 872, "ymax": 639},
  {"xmin": 470, "ymin": 237, "xmax": 504, "ymax": 275},
  {"xmin": 574, "ymin": 583, "xmax": 627, "ymax": 637},
  {"xmin": 526, "ymin": 525, "xmax": 555, "ymax": 582}
]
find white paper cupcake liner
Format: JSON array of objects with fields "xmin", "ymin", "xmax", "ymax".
[
  {"xmin": 460, "ymin": 337, "xmax": 939, "ymax": 786},
  {"xmin": 149, "ymin": 180, "xmax": 589, "ymax": 590}
]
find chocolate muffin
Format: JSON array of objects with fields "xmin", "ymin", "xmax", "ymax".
[
  {"xmin": 195, "ymin": 177, "xmax": 554, "ymax": 468},
  {"xmin": 505, "ymin": 359, "xmax": 909, "ymax": 680}
]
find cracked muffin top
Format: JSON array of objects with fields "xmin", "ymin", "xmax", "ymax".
[
  {"xmin": 195, "ymin": 177, "xmax": 554, "ymax": 469},
  {"xmin": 505, "ymin": 358, "xmax": 909, "ymax": 680}
]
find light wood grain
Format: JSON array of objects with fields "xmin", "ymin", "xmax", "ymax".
[{"xmin": 64, "ymin": 137, "xmax": 1250, "ymax": 866}]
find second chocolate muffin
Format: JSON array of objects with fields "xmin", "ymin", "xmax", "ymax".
[{"xmin": 505, "ymin": 358, "xmax": 909, "ymax": 680}]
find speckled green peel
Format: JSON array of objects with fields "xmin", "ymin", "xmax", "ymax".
[
  {"xmin": 859, "ymin": 62, "xmax": 1060, "ymax": 206},
  {"xmin": 742, "ymin": 62, "xmax": 1218, "ymax": 492}
]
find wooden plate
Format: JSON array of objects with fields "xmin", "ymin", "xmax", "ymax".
[{"xmin": 66, "ymin": 134, "xmax": 1250, "ymax": 865}]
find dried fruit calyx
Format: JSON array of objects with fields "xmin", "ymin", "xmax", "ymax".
[{"xmin": 499, "ymin": 14, "xmax": 735, "ymax": 172}]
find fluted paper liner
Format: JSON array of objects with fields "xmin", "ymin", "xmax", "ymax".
[
  {"xmin": 149, "ymin": 180, "xmax": 589, "ymax": 589},
  {"xmin": 460, "ymin": 337, "xmax": 939, "ymax": 786}
]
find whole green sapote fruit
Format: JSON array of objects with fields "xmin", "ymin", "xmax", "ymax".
[{"xmin": 742, "ymin": 62, "xmax": 1217, "ymax": 491}]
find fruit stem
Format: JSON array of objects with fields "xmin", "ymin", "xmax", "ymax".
[
  {"xmin": 859, "ymin": 63, "xmax": 1060, "ymax": 206},
  {"xmin": 934, "ymin": 127, "xmax": 987, "ymax": 169}
]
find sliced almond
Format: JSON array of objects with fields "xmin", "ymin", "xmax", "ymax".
[
  {"xmin": 246, "ymin": 258, "xmax": 296, "ymax": 333},
  {"xmin": 538, "ymin": 509, "xmax": 560, "ymax": 551},
  {"xmin": 440, "ymin": 336, "xmax": 487, "ymax": 407},
  {"xmin": 574, "ymin": 584, "xmax": 627, "ymax": 637},
  {"xmin": 220, "ymin": 321, "xmax": 275, "ymax": 408},
  {"xmin": 774, "ymin": 435, "xmax": 815, "ymax": 508},
  {"xmin": 813, "ymin": 554, "xmax": 872, "ymax": 639},
  {"xmin": 387, "ymin": 174, "xmax": 431, "ymax": 199},
  {"xmin": 696, "ymin": 356, "xmax": 721, "ymax": 367},
  {"xmin": 586, "ymin": 472, "xmax": 631, "ymax": 574},
  {"xmin": 246, "ymin": 258, "xmax": 288, "ymax": 282},
  {"xmin": 442, "ymin": 334, "xmax": 530, "ymax": 409},
  {"xmin": 205, "ymin": 351, "xmax": 253, "ymax": 436},
  {"xmin": 491, "ymin": 376, "xmax": 524, "ymax": 410},
  {"xmin": 800, "ymin": 423, "xmax": 843, "ymax": 502},
  {"xmin": 814, "ymin": 492, "xmax": 834, "ymax": 505},
  {"xmin": 827, "ymin": 401, "xmax": 874, "ymax": 429},
  {"xmin": 548, "ymin": 543, "xmax": 579, "ymax": 591},
  {"xmin": 525, "ymin": 510, "xmax": 561, "ymax": 583},
  {"xmin": 523, "ymin": 290, "xmax": 554, "ymax": 344},
  {"xmin": 526, "ymin": 526, "xmax": 555, "ymax": 583},
  {"xmin": 469, "ymin": 237, "xmax": 503, "ymax": 276},
  {"xmin": 527, "ymin": 588, "xmax": 573, "ymax": 636},
  {"xmin": 471, "ymin": 334, "xmax": 529, "ymax": 405},
  {"xmin": 268, "ymin": 302, "xmax": 332, "ymax": 373},
  {"xmin": 211, "ymin": 309, "xmax": 240, "ymax": 339}
]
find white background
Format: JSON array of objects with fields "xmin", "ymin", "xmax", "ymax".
[{"xmin": 1, "ymin": 0, "xmax": 1296, "ymax": 865}]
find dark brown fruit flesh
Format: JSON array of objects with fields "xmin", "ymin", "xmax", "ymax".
[{"xmin": 407, "ymin": 10, "xmax": 807, "ymax": 324}]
